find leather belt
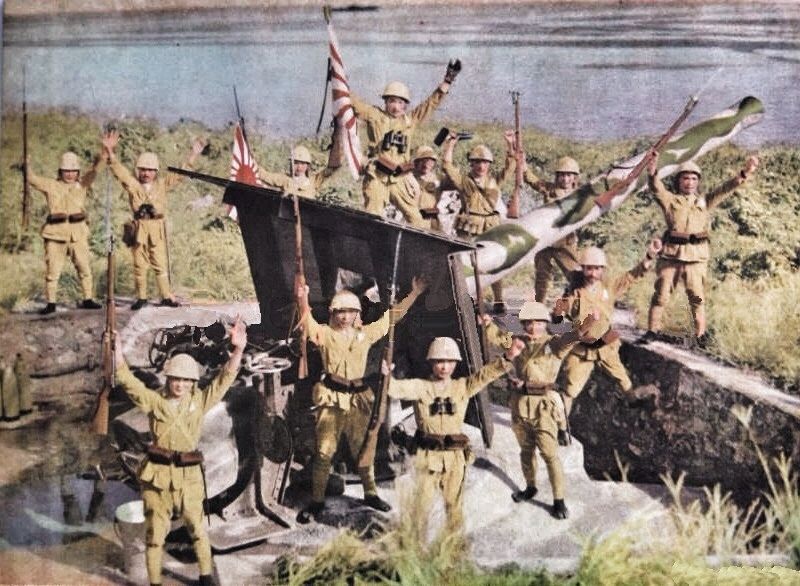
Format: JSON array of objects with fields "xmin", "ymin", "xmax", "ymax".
[
  {"xmin": 468, "ymin": 210, "xmax": 499, "ymax": 217},
  {"xmin": 521, "ymin": 383, "xmax": 553, "ymax": 396},
  {"xmin": 134, "ymin": 212, "xmax": 165, "ymax": 220},
  {"xmin": 323, "ymin": 372, "xmax": 369, "ymax": 393},
  {"xmin": 146, "ymin": 444, "xmax": 204, "ymax": 467},
  {"xmin": 46, "ymin": 213, "xmax": 86, "ymax": 224},
  {"xmin": 664, "ymin": 230, "xmax": 708, "ymax": 245},
  {"xmin": 414, "ymin": 430, "xmax": 470, "ymax": 451},
  {"xmin": 581, "ymin": 328, "xmax": 620, "ymax": 349}
]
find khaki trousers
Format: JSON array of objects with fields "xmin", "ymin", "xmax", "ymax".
[
  {"xmin": 564, "ymin": 339, "xmax": 633, "ymax": 400},
  {"xmin": 44, "ymin": 237, "xmax": 93, "ymax": 302},
  {"xmin": 649, "ymin": 258, "xmax": 707, "ymax": 331}
]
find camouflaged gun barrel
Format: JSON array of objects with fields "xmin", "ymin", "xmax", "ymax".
[{"xmin": 464, "ymin": 96, "xmax": 765, "ymax": 291}]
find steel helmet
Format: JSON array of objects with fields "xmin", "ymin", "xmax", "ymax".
[
  {"xmin": 518, "ymin": 301, "xmax": 551, "ymax": 322},
  {"xmin": 136, "ymin": 152, "xmax": 160, "ymax": 170},
  {"xmin": 413, "ymin": 145, "xmax": 438, "ymax": 162},
  {"xmin": 468, "ymin": 144, "xmax": 494, "ymax": 162},
  {"xmin": 555, "ymin": 156, "xmax": 580, "ymax": 175},
  {"xmin": 382, "ymin": 81, "xmax": 410, "ymax": 103},
  {"xmin": 329, "ymin": 290, "xmax": 361, "ymax": 312},
  {"xmin": 426, "ymin": 337, "xmax": 462, "ymax": 361},
  {"xmin": 291, "ymin": 146, "xmax": 312, "ymax": 164},
  {"xmin": 676, "ymin": 161, "xmax": 702, "ymax": 178},
  {"xmin": 164, "ymin": 354, "xmax": 201, "ymax": 381},
  {"xmin": 59, "ymin": 151, "xmax": 81, "ymax": 171},
  {"xmin": 580, "ymin": 246, "xmax": 607, "ymax": 267}
]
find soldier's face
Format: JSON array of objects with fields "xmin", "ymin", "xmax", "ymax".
[
  {"xmin": 167, "ymin": 376, "xmax": 194, "ymax": 399},
  {"xmin": 293, "ymin": 161, "xmax": 309, "ymax": 177},
  {"xmin": 582, "ymin": 265, "xmax": 605, "ymax": 284},
  {"xmin": 137, "ymin": 168, "xmax": 158, "ymax": 184},
  {"xmin": 555, "ymin": 172, "xmax": 577, "ymax": 190},
  {"xmin": 59, "ymin": 170, "xmax": 80, "ymax": 183},
  {"xmin": 430, "ymin": 359, "xmax": 458, "ymax": 379},
  {"xmin": 470, "ymin": 160, "xmax": 491, "ymax": 178},
  {"xmin": 677, "ymin": 172, "xmax": 699, "ymax": 195},
  {"xmin": 331, "ymin": 309, "xmax": 359, "ymax": 329},
  {"xmin": 384, "ymin": 97, "xmax": 408, "ymax": 118},
  {"xmin": 415, "ymin": 158, "xmax": 436, "ymax": 175},
  {"xmin": 522, "ymin": 320, "xmax": 547, "ymax": 337}
]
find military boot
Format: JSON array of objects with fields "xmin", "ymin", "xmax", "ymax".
[
  {"xmin": 80, "ymin": 299, "xmax": 102, "ymax": 310},
  {"xmin": 364, "ymin": 494, "xmax": 391, "ymax": 512},
  {"xmin": 296, "ymin": 501, "xmax": 325, "ymax": 525},
  {"xmin": 557, "ymin": 429, "xmax": 570, "ymax": 447},
  {"xmin": 160, "ymin": 298, "xmax": 180, "ymax": 307},
  {"xmin": 198, "ymin": 575, "xmax": 215, "ymax": 586},
  {"xmin": 552, "ymin": 499, "xmax": 569, "ymax": 519},
  {"xmin": 512, "ymin": 486, "xmax": 537, "ymax": 503},
  {"xmin": 131, "ymin": 299, "xmax": 148, "ymax": 310},
  {"xmin": 40, "ymin": 303, "xmax": 56, "ymax": 315}
]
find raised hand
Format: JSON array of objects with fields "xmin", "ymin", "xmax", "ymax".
[
  {"xmin": 229, "ymin": 315, "xmax": 248, "ymax": 350},
  {"xmin": 411, "ymin": 275, "xmax": 429, "ymax": 295},
  {"xmin": 646, "ymin": 150, "xmax": 659, "ymax": 177}
]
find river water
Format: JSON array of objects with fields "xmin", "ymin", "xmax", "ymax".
[{"xmin": 2, "ymin": 2, "xmax": 799, "ymax": 147}]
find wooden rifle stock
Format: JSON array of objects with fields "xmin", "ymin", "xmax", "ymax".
[
  {"xmin": 92, "ymin": 241, "xmax": 115, "ymax": 436},
  {"xmin": 507, "ymin": 91, "xmax": 522, "ymax": 219},
  {"xmin": 21, "ymin": 68, "xmax": 30, "ymax": 230},
  {"xmin": 293, "ymin": 193, "xmax": 309, "ymax": 379}
]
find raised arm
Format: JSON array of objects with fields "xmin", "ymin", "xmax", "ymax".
[
  {"xmin": 706, "ymin": 155, "xmax": 759, "ymax": 210},
  {"xmin": 113, "ymin": 333, "xmax": 158, "ymax": 413},
  {"xmin": 103, "ymin": 130, "xmax": 140, "ymax": 193},
  {"xmin": 200, "ymin": 315, "xmax": 247, "ymax": 412},
  {"xmin": 441, "ymin": 134, "xmax": 465, "ymax": 193},
  {"xmin": 612, "ymin": 237, "xmax": 661, "ymax": 298},
  {"xmin": 164, "ymin": 137, "xmax": 206, "ymax": 190},
  {"xmin": 646, "ymin": 152, "xmax": 673, "ymax": 212},
  {"xmin": 464, "ymin": 340, "xmax": 523, "ymax": 397},
  {"xmin": 494, "ymin": 130, "xmax": 517, "ymax": 185},
  {"xmin": 364, "ymin": 276, "xmax": 428, "ymax": 343}
]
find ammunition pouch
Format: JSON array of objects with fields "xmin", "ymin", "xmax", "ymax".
[
  {"xmin": 146, "ymin": 444, "xmax": 204, "ymax": 467},
  {"xmin": 323, "ymin": 372, "xmax": 369, "ymax": 394},
  {"xmin": 581, "ymin": 328, "xmax": 620, "ymax": 349},
  {"xmin": 122, "ymin": 221, "xmax": 138, "ymax": 247},
  {"xmin": 380, "ymin": 130, "xmax": 408, "ymax": 155},
  {"xmin": 414, "ymin": 430, "xmax": 470, "ymax": 451},
  {"xmin": 664, "ymin": 230, "xmax": 708, "ymax": 245},
  {"xmin": 134, "ymin": 204, "xmax": 163, "ymax": 220},
  {"xmin": 46, "ymin": 213, "xmax": 68, "ymax": 224}
]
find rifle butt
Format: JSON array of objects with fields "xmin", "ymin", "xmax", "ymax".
[{"xmin": 91, "ymin": 387, "xmax": 110, "ymax": 436}]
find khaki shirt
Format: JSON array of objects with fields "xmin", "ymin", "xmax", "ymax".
[
  {"xmin": 649, "ymin": 174, "xmax": 741, "ymax": 262},
  {"xmin": 29, "ymin": 157, "xmax": 105, "ymax": 243},
  {"xmin": 387, "ymin": 355, "xmax": 512, "ymax": 472},
  {"xmin": 116, "ymin": 363, "xmax": 238, "ymax": 490},
  {"xmin": 259, "ymin": 167, "xmax": 336, "ymax": 199},
  {"xmin": 442, "ymin": 156, "xmax": 515, "ymax": 216},
  {"xmin": 351, "ymin": 85, "xmax": 448, "ymax": 168},
  {"xmin": 523, "ymin": 168, "xmax": 578, "ymax": 247}
]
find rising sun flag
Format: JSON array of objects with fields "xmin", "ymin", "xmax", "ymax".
[{"xmin": 228, "ymin": 123, "xmax": 263, "ymax": 221}]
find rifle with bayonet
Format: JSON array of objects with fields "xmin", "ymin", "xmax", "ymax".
[
  {"xmin": 293, "ymin": 187, "xmax": 309, "ymax": 379},
  {"xmin": 233, "ymin": 85, "xmax": 248, "ymax": 143},
  {"xmin": 357, "ymin": 231, "xmax": 402, "ymax": 469},
  {"xmin": 507, "ymin": 91, "xmax": 522, "ymax": 219},
  {"xmin": 21, "ymin": 66, "xmax": 30, "ymax": 230}
]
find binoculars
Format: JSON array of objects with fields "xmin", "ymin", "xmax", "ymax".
[
  {"xmin": 381, "ymin": 130, "xmax": 408, "ymax": 154},
  {"xmin": 135, "ymin": 203, "xmax": 157, "ymax": 219},
  {"xmin": 433, "ymin": 127, "xmax": 473, "ymax": 147},
  {"xmin": 429, "ymin": 397, "xmax": 456, "ymax": 416}
]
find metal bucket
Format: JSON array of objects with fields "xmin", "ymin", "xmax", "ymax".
[{"xmin": 114, "ymin": 500, "xmax": 148, "ymax": 584}]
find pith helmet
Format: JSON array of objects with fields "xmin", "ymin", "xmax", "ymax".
[
  {"xmin": 291, "ymin": 146, "xmax": 312, "ymax": 164},
  {"xmin": 59, "ymin": 152, "xmax": 81, "ymax": 171},
  {"xmin": 329, "ymin": 290, "xmax": 361, "ymax": 312},
  {"xmin": 426, "ymin": 337, "xmax": 462, "ymax": 361},
  {"xmin": 136, "ymin": 152, "xmax": 160, "ymax": 170},
  {"xmin": 555, "ymin": 156, "xmax": 580, "ymax": 175},
  {"xmin": 382, "ymin": 81, "xmax": 410, "ymax": 103},
  {"xmin": 580, "ymin": 246, "xmax": 607, "ymax": 267},
  {"xmin": 468, "ymin": 144, "xmax": 494, "ymax": 163},
  {"xmin": 676, "ymin": 161, "xmax": 702, "ymax": 178},
  {"xmin": 518, "ymin": 301, "xmax": 551, "ymax": 322},
  {"xmin": 164, "ymin": 353, "xmax": 201, "ymax": 381},
  {"xmin": 413, "ymin": 145, "xmax": 437, "ymax": 162}
]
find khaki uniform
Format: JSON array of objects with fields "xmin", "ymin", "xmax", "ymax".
[
  {"xmin": 351, "ymin": 86, "xmax": 448, "ymax": 226},
  {"xmin": 562, "ymin": 258, "xmax": 653, "ymax": 404},
  {"xmin": 109, "ymin": 158, "xmax": 190, "ymax": 299},
  {"xmin": 259, "ymin": 167, "xmax": 336, "ymax": 199},
  {"xmin": 302, "ymin": 292, "xmax": 419, "ymax": 503},
  {"xmin": 116, "ymin": 363, "xmax": 238, "ymax": 584},
  {"xmin": 485, "ymin": 322, "xmax": 574, "ymax": 499},
  {"xmin": 28, "ymin": 158, "xmax": 105, "ymax": 302},
  {"xmin": 648, "ymin": 174, "xmax": 742, "ymax": 331},
  {"xmin": 414, "ymin": 170, "xmax": 443, "ymax": 231},
  {"xmin": 387, "ymin": 355, "xmax": 512, "ymax": 532},
  {"xmin": 524, "ymin": 168, "xmax": 581, "ymax": 302}
]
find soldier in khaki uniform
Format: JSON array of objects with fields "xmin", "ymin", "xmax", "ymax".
[
  {"xmin": 386, "ymin": 336, "xmax": 522, "ymax": 534},
  {"xmin": 26, "ymin": 151, "xmax": 106, "ymax": 314},
  {"xmin": 258, "ymin": 145, "xmax": 339, "ymax": 199},
  {"xmin": 555, "ymin": 243, "xmax": 662, "ymax": 415},
  {"xmin": 102, "ymin": 130, "xmax": 206, "ymax": 310},
  {"xmin": 644, "ymin": 153, "xmax": 760, "ymax": 346},
  {"xmin": 443, "ymin": 131, "xmax": 516, "ymax": 313},
  {"xmin": 521, "ymin": 156, "xmax": 583, "ymax": 302},
  {"xmin": 295, "ymin": 277, "xmax": 428, "ymax": 523},
  {"xmin": 481, "ymin": 303, "xmax": 596, "ymax": 519},
  {"xmin": 410, "ymin": 145, "xmax": 445, "ymax": 231},
  {"xmin": 113, "ymin": 317, "xmax": 247, "ymax": 586},
  {"xmin": 351, "ymin": 61, "xmax": 459, "ymax": 226}
]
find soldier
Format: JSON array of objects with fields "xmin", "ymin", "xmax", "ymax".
[
  {"xmin": 102, "ymin": 130, "xmax": 206, "ymax": 310},
  {"xmin": 442, "ymin": 131, "xmax": 516, "ymax": 313},
  {"xmin": 410, "ymin": 145, "xmax": 445, "ymax": 231},
  {"xmin": 113, "ymin": 316, "xmax": 246, "ymax": 586},
  {"xmin": 351, "ymin": 60, "xmax": 460, "ymax": 226},
  {"xmin": 643, "ymin": 153, "xmax": 760, "ymax": 346},
  {"xmin": 258, "ymin": 145, "xmax": 339, "ymax": 199},
  {"xmin": 555, "ymin": 242, "xmax": 663, "ymax": 416},
  {"xmin": 521, "ymin": 156, "xmax": 583, "ymax": 302},
  {"xmin": 26, "ymin": 151, "xmax": 105, "ymax": 314},
  {"xmin": 480, "ymin": 303, "xmax": 597, "ymax": 519},
  {"xmin": 295, "ymin": 277, "xmax": 428, "ymax": 523},
  {"xmin": 385, "ymin": 336, "xmax": 524, "ymax": 534}
]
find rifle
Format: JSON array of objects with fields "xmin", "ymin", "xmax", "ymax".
[
  {"xmin": 594, "ymin": 95, "xmax": 699, "ymax": 209},
  {"xmin": 293, "ymin": 189, "xmax": 309, "ymax": 379},
  {"xmin": 507, "ymin": 91, "xmax": 522, "ymax": 219},
  {"xmin": 315, "ymin": 57, "xmax": 333, "ymax": 136},
  {"xmin": 233, "ymin": 85, "xmax": 248, "ymax": 144},
  {"xmin": 92, "ymin": 171, "xmax": 115, "ymax": 435},
  {"xmin": 357, "ymin": 231, "xmax": 402, "ymax": 469},
  {"xmin": 21, "ymin": 66, "xmax": 30, "ymax": 230},
  {"xmin": 470, "ymin": 250, "xmax": 490, "ymax": 363}
]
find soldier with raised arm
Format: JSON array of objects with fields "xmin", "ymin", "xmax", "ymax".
[
  {"xmin": 113, "ymin": 317, "xmax": 247, "ymax": 586},
  {"xmin": 102, "ymin": 130, "xmax": 206, "ymax": 310},
  {"xmin": 25, "ymin": 150, "xmax": 106, "ymax": 314},
  {"xmin": 258, "ymin": 145, "xmax": 339, "ymax": 199},
  {"xmin": 351, "ymin": 60, "xmax": 459, "ymax": 226},
  {"xmin": 643, "ymin": 152, "xmax": 759, "ymax": 346}
]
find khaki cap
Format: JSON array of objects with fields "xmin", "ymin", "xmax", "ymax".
[
  {"xmin": 468, "ymin": 144, "xmax": 494, "ymax": 163},
  {"xmin": 676, "ymin": 161, "xmax": 702, "ymax": 178},
  {"xmin": 555, "ymin": 156, "xmax": 580, "ymax": 175},
  {"xmin": 291, "ymin": 146, "xmax": 312, "ymax": 164},
  {"xmin": 382, "ymin": 81, "xmax": 410, "ymax": 103},
  {"xmin": 580, "ymin": 246, "xmax": 607, "ymax": 267},
  {"xmin": 413, "ymin": 145, "xmax": 437, "ymax": 162},
  {"xmin": 164, "ymin": 353, "xmax": 201, "ymax": 380},
  {"xmin": 329, "ymin": 290, "xmax": 361, "ymax": 312},
  {"xmin": 426, "ymin": 337, "xmax": 462, "ymax": 361},
  {"xmin": 59, "ymin": 152, "xmax": 81, "ymax": 171},
  {"xmin": 518, "ymin": 301, "xmax": 551, "ymax": 322},
  {"xmin": 136, "ymin": 152, "xmax": 160, "ymax": 170}
]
